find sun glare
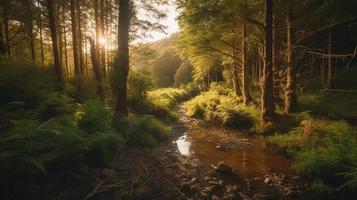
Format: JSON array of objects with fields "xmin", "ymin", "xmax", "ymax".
[{"xmin": 99, "ymin": 37, "xmax": 107, "ymax": 45}]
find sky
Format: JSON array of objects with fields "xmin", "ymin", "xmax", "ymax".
[{"xmin": 140, "ymin": 1, "xmax": 180, "ymax": 43}]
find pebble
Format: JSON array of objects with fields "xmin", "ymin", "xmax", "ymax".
[
  {"xmin": 252, "ymin": 193, "xmax": 269, "ymax": 200},
  {"xmin": 264, "ymin": 177, "xmax": 272, "ymax": 184}
]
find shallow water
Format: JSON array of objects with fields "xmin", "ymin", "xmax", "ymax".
[{"xmin": 176, "ymin": 125, "xmax": 293, "ymax": 179}]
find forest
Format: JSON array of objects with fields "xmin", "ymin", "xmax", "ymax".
[{"xmin": 0, "ymin": 0, "xmax": 357, "ymax": 199}]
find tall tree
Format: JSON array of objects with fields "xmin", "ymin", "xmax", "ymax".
[
  {"xmin": 70, "ymin": 0, "xmax": 82, "ymax": 99},
  {"xmin": 23, "ymin": 0, "xmax": 36, "ymax": 63},
  {"xmin": 46, "ymin": 0, "xmax": 64, "ymax": 91},
  {"xmin": 261, "ymin": 0, "xmax": 275, "ymax": 123},
  {"xmin": 115, "ymin": 0, "xmax": 130, "ymax": 115},
  {"xmin": 285, "ymin": 5, "xmax": 297, "ymax": 113}
]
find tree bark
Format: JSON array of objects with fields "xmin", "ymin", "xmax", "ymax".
[
  {"xmin": 38, "ymin": 0, "xmax": 45, "ymax": 67},
  {"xmin": 327, "ymin": 30, "xmax": 333, "ymax": 89},
  {"xmin": 3, "ymin": 5, "xmax": 11, "ymax": 59},
  {"xmin": 47, "ymin": 0, "xmax": 65, "ymax": 91},
  {"xmin": 71, "ymin": 0, "xmax": 82, "ymax": 99},
  {"xmin": 261, "ymin": 0, "xmax": 275, "ymax": 124},
  {"xmin": 0, "ymin": 19, "xmax": 6, "ymax": 55},
  {"xmin": 100, "ymin": 0, "xmax": 106, "ymax": 78},
  {"xmin": 115, "ymin": 0, "xmax": 130, "ymax": 115},
  {"xmin": 88, "ymin": 37, "xmax": 104, "ymax": 99},
  {"xmin": 285, "ymin": 9, "xmax": 297, "ymax": 113},
  {"xmin": 24, "ymin": 0, "xmax": 36, "ymax": 63},
  {"xmin": 76, "ymin": 0, "xmax": 85, "ymax": 75},
  {"xmin": 241, "ymin": 13, "xmax": 252, "ymax": 105}
]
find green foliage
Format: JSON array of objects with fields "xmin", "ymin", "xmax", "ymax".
[
  {"xmin": 268, "ymin": 117, "xmax": 357, "ymax": 198},
  {"xmin": 174, "ymin": 61, "xmax": 193, "ymax": 87},
  {"xmin": 125, "ymin": 115, "xmax": 171, "ymax": 147},
  {"xmin": 147, "ymin": 86, "xmax": 197, "ymax": 119},
  {"xmin": 77, "ymin": 100, "xmax": 114, "ymax": 134},
  {"xmin": 184, "ymin": 85, "xmax": 259, "ymax": 129},
  {"xmin": 0, "ymin": 62, "xmax": 55, "ymax": 107},
  {"xmin": 127, "ymin": 71, "xmax": 156, "ymax": 113},
  {"xmin": 151, "ymin": 48, "xmax": 182, "ymax": 87}
]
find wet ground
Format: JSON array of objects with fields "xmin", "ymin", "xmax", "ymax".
[{"xmin": 35, "ymin": 105, "xmax": 307, "ymax": 200}]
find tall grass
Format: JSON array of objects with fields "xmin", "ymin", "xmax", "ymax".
[{"xmin": 184, "ymin": 85, "xmax": 260, "ymax": 129}]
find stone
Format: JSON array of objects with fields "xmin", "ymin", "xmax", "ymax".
[
  {"xmin": 252, "ymin": 193, "xmax": 269, "ymax": 200},
  {"xmin": 264, "ymin": 177, "xmax": 272, "ymax": 184},
  {"xmin": 214, "ymin": 161, "xmax": 233, "ymax": 175},
  {"xmin": 291, "ymin": 175, "xmax": 300, "ymax": 180},
  {"xmin": 191, "ymin": 177, "xmax": 197, "ymax": 183},
  {"xmin": 211, "ymin": 194, "xmax": 221, "ymax": 200}
]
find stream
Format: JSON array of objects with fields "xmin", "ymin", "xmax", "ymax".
[{"xmin": 175, "ymin": 108, "xmax": 293, "ymax": 180}]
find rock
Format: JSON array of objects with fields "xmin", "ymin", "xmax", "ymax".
[
  {"xmin": 180, "ymin": 182, "xmax": 191, "ymax": 192},
  {"xmin": 211, "ymin": 194, "xmax": 221, "ymax": 200},
  {"xmin": 190, "ymin": 184, "xmax": 200, "ymax": 192},
  {"xmin": 252, "ymin": 193, "xmax": 269, "ymax": 200},
  {"xmin": 200, "ymin": 191, "xmax": 209, "ymax": 199},
  {"xmin": 209, "ymin": 180, "xmax": 220, "ymax": 186},
  {"xmin": 213, "ymin": 161, "xmax": 233, "ymax": 175},
  {"xmin": 219, "ymin": 179, "xmax": 224, "ymax": 185},
  {"xmin": 204, "ymin": 175, "xmax": 212, "ymax": 181},
  {"xmin": 191, "ymin": 177, "xmax": 197, "ymax": 183},
  {"xmin": 264, "ymin": 177, "xmax": 272, "ymax": 184},
  {"xmin": 239, "ymin": 192, "xmax": 251, "ymax": 199},
  {"xmin": 291, "ymin": 175, "xmax": 300, "ymax": 180}
]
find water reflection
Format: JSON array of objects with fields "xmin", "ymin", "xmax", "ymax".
[
  {"xmin": 176, "ymin": 135, "xmax": 191, "ymax": 156},
  {"xmin": 176, "ymin": 126, "xmax": 292, "ymax": 178}
]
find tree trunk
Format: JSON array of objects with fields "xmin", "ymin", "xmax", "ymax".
[
  {"xmin": 47, "ymin": 0, "xmax": 65, "ymax": 91},
  {"xmin": 232, "ymin": 66, "xmax": 242, "ymax": 97},
  {"xmin": 100, "ymin": 0, "xmax": 106, "ymax": 78},
  {"xmin": 38, "ymin": 0, "xmax": 45, "ymax": 67},
  {"xmin": 115, "ymin": 0, "xmax": 130, "ymax": 115},
  {"xmin": 71, "ymin": 0, "xmax": 82, "ymax": 99},
  {"xmin": 88, "ymin": 37, "xmax": 104, "ymax": 99},
  {"xmin": 3, "ymin": 6, "xmax": 11, "ymax": 59},
  {"xmin": 24, "ymin": 0, "xmax": 36, "ymax": 63},
  {"xmin": 76, "ymin": 0, "xmax": 85, "ymax": 75},
  {"xmin": 261, "ymin": 0, "xmax": 275, "ymax": 124},
  {"xmin": 94, "ymin": 0, "xmax": 102, "ymax": 73},
  {"xmin": 0, "ymin": 20, "xmax": 6, "ymax": 55},
  {"xmin": 285, "ymin": 9, "xmax": 297, "ymax": 113},
  {"xmin": 241, "ymin": 15, "xmax": 252, "ymax": 105},
  {"xmin": 327, "ymin": 30, "xmax": 333, "ymax": 89}
]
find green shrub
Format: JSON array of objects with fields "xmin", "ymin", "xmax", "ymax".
[
  {"xmin": 0, "ymin": 62, "xmax": 56, "ymax": 107},
  {"xmin": 85, "ymin": 133, "xmax": 124, "ymax": 167},
  {"xmin": 77, "ymin": 100, "xmax": 113, "ymax": 134},
  {"xmin": 125, "ymin": 115, "xmax": 171, "ymax": 147},
  {"xmin": 184, "ymin": 89, "xmax": 257, "ymax": 129},
  {"xmin": 268, "ymin": 117, "xmax": 357, "ymax": 198}
]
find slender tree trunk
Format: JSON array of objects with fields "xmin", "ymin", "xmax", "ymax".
[
  {"xmin": 38, "ymin": 0, "xmax": 45, "ymax": 67},
  {"xmin": 285, "ymin": 9, "xmax": 297, "ymax": 113},
  {"xmin": 47, "ymin": 0, "xmax": 65, "ymax": 91},
  {"xmin": 88, "ymin": 37, "xmax": 104, "ymax": 99},
  {"xmin": 100, "ymin": 0, "xmax": 106, "ymax": 78},
  {"xmin": 115, "ymin": 0, "xmax": 130, "ymax": 115},
  {"xmin": 24, "ymin": 0, "xmax": 36, "ymax": 63},
  {"xmin": 242, "ymin": 15, "xmax": 252, "ymax": 105},
  {"xmin": 76, "ymin": 0, "xmax": 85, "ymax": 75},
  {"xmin": 327, "ymin": 30, "xmax": 333, "ymax": 89},
  {"xmin": 0, "ymin": 20, "xmax": 6, "ymax": 55},
  {"xmin": 71, "ymin": 0, "xmax": 82, "ymax": 99},
  {"xmin": 232, "ymin": 66, "xmax": 242, "ymax": 97},
  {"xmin": 3, "ymin": 7, "xmax": 11, "ymax": 59},
  {"xmin": 261, "ymin": 0, "xmax": 275, "ymax": 124}
]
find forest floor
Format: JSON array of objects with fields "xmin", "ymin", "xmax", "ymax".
[{"xmin": 37, "ymin": 106, "xmax": 307, "ymax": 200}]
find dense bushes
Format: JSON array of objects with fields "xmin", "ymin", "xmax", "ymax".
[
  {"xmin": 268, "ymin": 116, "xmax": 357, "ymax": 199},
  {"xmin": 125, "ymin": 115, "xmax": 171, "ymax": 147},
  {"xmin": 184, "ymin": 84, "xmax": 259, "ymax": 129}
]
